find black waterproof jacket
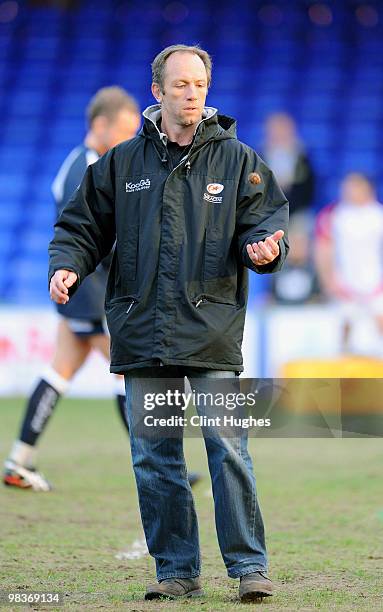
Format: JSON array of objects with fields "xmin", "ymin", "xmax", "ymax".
[{"xmin": 49, "ymin": 105, "xmax": 289, "ymax": 372}]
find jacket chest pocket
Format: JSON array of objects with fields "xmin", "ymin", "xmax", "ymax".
[
  {"xmin": 197, "ymin": 177, "xmax": 235, "ymax": 281},
  {"xmin": 116, "ymin": 173, "xmax": 160, "ymax": 281},
  {"xmin": 123, "ymin": 223, "xmax": 139, "ymax": 281},
  {"xmin": 204, "ymin": 227, "xmax": 219, "ymax": 280}
]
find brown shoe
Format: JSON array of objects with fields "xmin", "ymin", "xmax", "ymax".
[
  {"xmin": 239, "ymin": 571, "xmax": 273, "ymax": 602},
  {"xmin": 145, "ymin": 577, "xmax": 203, "ymax": 600}
]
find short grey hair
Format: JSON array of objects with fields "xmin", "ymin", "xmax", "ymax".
[
  {"xmin": 86, "ymin": 86, "xmax": 140, "ymax": 126},
  {"xmin": 151, "ymin": 44, "xmax": 212, "ymax": 92}
]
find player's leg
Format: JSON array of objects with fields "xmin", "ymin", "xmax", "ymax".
[
  {"xmin": 3, "ymin": 319, "xmax": 91, "ymax": 490},
  {"xmin": 88, "ymin": 332, "xmax": 129, "ymax": 432},
  {"xmin": 51, "ymin": 318, "xmax": 92, "ymax": 378}
]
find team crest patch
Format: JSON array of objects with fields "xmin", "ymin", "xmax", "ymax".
[
  {"xmin": 248, "ymin": 172, "xmax": 262, "ymax": 185},
  {"xmin": 206, "ymin": 183, "xmax": 224, "ymax": 194},
  {"xmin": 204, "ymin": 183, "xmax": 224, "ymax": 203}
]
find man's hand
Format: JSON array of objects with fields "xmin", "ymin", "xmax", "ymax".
[
  {"xmin": 246, "ymin": 230, "xmax": 284, "ymax": 266},
  {"xmin": 50, "ymin": 269, "xmax": 78, "ymax": 304}
]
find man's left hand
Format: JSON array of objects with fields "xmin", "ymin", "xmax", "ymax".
[{"xmin": 246, "ymin": 230, "xmax": 284, "ymax": 266}]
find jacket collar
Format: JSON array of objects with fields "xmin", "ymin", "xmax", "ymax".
[{"xmin": 141, "ymin": 104, "xmax": 236, "ymax": 148}]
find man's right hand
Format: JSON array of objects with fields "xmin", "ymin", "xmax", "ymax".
[{"xmin": 49, "ymin": 270, "xmax": 78, "ymax": 304}]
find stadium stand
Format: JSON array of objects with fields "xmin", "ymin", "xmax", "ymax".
[{"xmin": 0, "ymin": 0, "xmax": 382, "ymax": 304}]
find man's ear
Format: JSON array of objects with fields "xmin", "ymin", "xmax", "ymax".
[{"xmin": 151, "ymin": 82, "xmax": 162, "ymax": 103}]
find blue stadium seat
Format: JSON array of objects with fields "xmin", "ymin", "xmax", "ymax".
[{"xmin": 1, "ymin": 0, "xmax": 383, "ymax": 303}]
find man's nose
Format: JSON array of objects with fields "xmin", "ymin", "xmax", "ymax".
[{"xmin": 186, "ymin": 85, "xmax": 198, "ymax": 99}]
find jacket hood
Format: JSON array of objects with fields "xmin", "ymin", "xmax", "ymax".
[{"xmin": 141, "ymin": 104, "xmax": 237, "ymax": 147}]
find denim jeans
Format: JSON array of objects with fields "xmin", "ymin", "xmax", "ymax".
[{"xmin": 124, "ymin": 365, "xmax": 267, "ymax": 580}]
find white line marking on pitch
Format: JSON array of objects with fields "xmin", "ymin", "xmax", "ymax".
[{"xmin": 115, "ymin": 536, "xmax": 149, "ymax": 560}]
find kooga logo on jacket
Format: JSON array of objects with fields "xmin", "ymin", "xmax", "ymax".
[{"xmin": 126, "ymin": 178, "xmax": 151, "ymax": 192}]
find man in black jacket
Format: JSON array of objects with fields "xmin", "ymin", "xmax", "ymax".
[{"xmin": 49, "ymin": 44, "xmax": 289, "ymax": 602}]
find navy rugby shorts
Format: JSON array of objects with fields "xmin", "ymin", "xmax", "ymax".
[{"xmin": 64, "ymin": 317, "xmax": 107, "ymax": 337}]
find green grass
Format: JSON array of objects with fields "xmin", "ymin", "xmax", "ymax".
[{"xmin": 0, "ymin": 397, "xmax": 382, "ymax": 610}]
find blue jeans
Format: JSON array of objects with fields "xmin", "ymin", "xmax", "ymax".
[{"xmin": 124, "ymin": 366, "xmax": 267, "ymax": 580}]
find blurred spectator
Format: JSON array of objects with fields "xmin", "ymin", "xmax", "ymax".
[
  {"xmin": 315, "ymin": 173, "xmax": 383, "ymax": 354},
  {"xmin": 271, "ymin": 215, "xmax": 320, "ymax": 305},
  {"xmin": 263, "ymin": 113, "xmax": 315, "ymax": 219}
]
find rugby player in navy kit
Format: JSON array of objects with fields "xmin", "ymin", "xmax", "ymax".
[{"xmin": 3, "ymin": 87, "xmax": 141, "ymax": 490}]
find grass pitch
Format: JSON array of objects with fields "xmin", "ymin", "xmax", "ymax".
[{"xmin": 0, "ymin": 397, "xmax": 382, "ymax": 611}]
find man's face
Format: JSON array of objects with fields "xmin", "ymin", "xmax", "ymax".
[
  {"xmin": 266, "ymin": 114, "xmax": 296, "ymax": 148},
  {"xmin": 154, "ymin": 52, "xmax": 208, "ymax": 128},
  {"xmin": 341, "ymin": 175, "xmax": 375, "ymax": 206},
  {"xmin": 105, "ymin": 108, "xmax": 141, "ymax": 149}
]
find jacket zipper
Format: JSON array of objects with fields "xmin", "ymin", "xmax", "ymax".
[
  {"xmin": 147, "ymin": 112, "xmax": 214, "ymax": 179},
  {"xmin": 125, "ymin": 298, "xmax": 137, "ymax": 315},
  {"xmin": 164, "ymin": 140, "xmax": 212, "ymax": 181},
  {"xmin": 193, "ymin": 295, "xmax": 237, "ymax": 308},
  {"xmin": 182, "ymin": 141, "xmax": 212, "ymax": 176}
]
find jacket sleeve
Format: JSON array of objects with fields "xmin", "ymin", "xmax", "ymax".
[
  {"xmin": 236, "ymin": 149, "xmax": 289, "ymax": 274},
  {"xmin": 48, "ymin": 148, "xmax": 116, "ymax": 293}
]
